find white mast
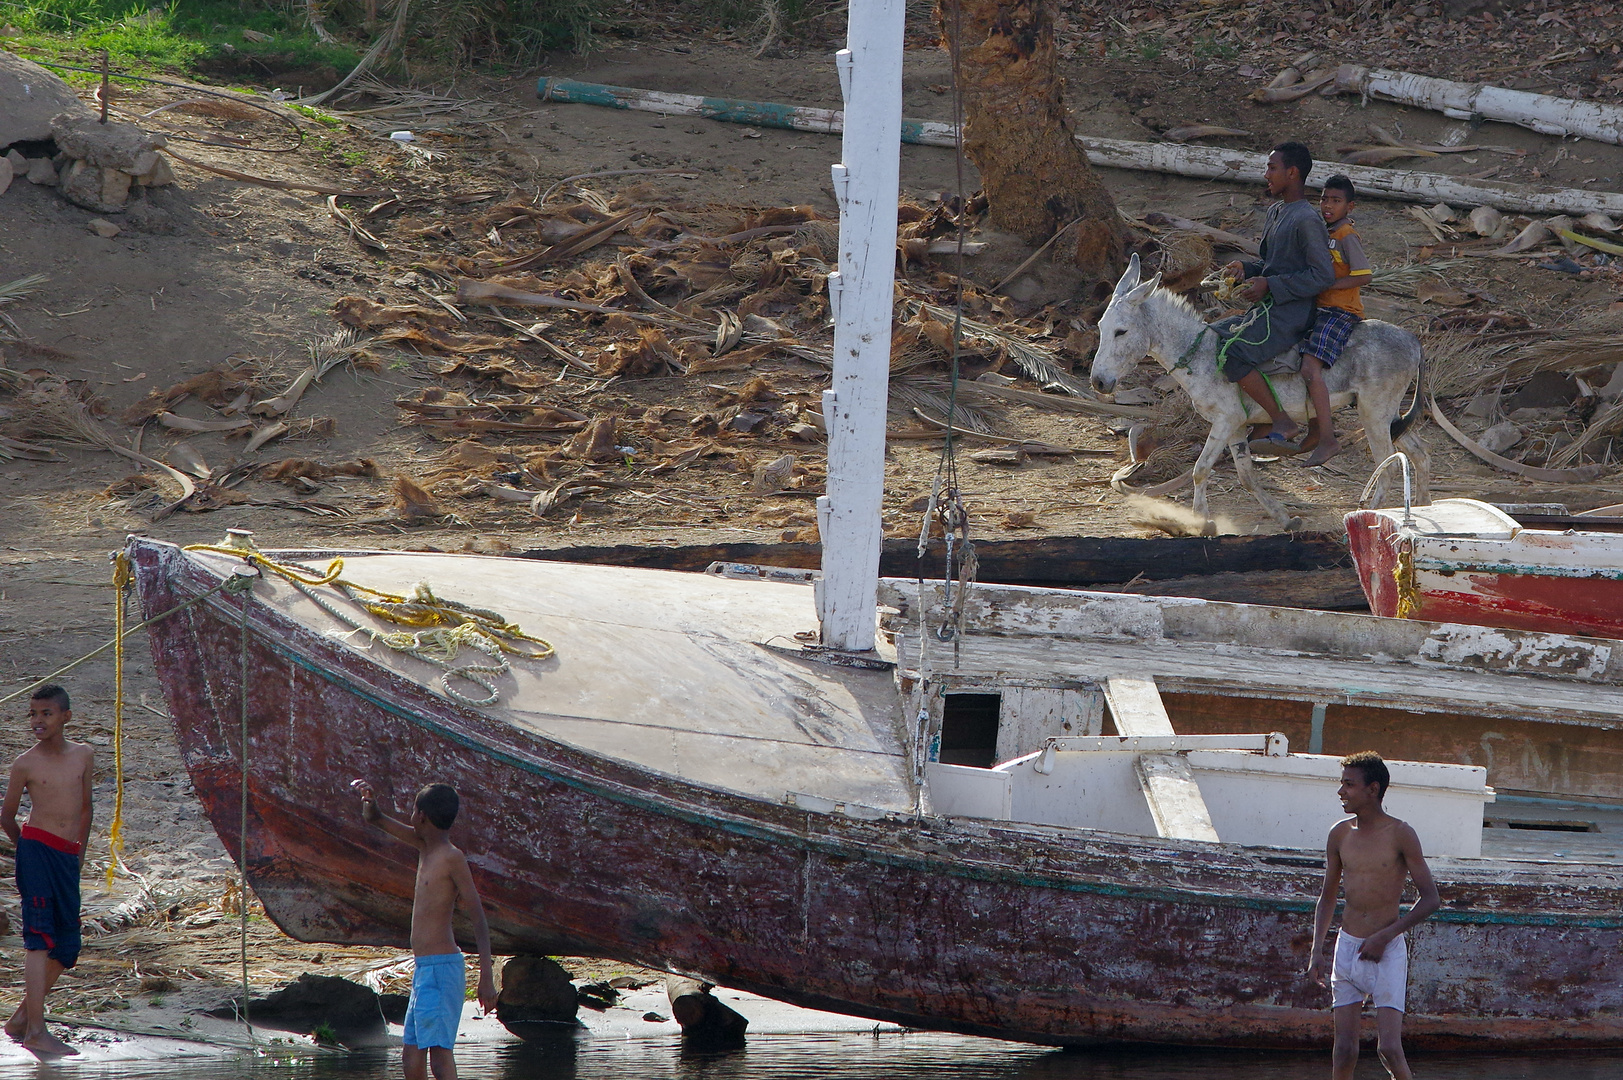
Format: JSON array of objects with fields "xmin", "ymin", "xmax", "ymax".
[{"xmin": 817, "ymin": 0, "xmax": 904, "ymax": 652}]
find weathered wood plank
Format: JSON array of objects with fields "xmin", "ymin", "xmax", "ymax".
[
  {"xmin": 1136, "ymin": 753, "xmax": 1222, "ymax": 843},
  {"xmin": 1105, "ymin": 676, "xmax": 1221, "ymax": 843},
  {"xmin": 1103, "ymin": 675, "xmax": 1176, "ymax": 736}
]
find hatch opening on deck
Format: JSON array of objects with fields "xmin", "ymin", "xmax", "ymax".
[
  {"xmin": 1484, "ymin": 818, "xmax": 1598, "ymax": 833},
  {"xmin": 939, "ymin": 693, "xmax": 1001, "ymax": 768}
]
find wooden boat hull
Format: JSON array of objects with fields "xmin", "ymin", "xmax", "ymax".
[
  {"xmin": 128, "ymin": 539, "xmax": 1623, "ymax": 1050},
  {"xmin": 1347, "ymin": 504, "xmax": 1623, "ymax": 638}
]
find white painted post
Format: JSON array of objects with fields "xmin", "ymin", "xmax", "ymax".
[{"xmin": 818, "ymin": 0, "xmax": 903, "ymax": 652}]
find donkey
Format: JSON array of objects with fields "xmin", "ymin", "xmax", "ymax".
[{"xmin": 1089, "ymin": 254, "xmax": 1429, "ymax": 532}]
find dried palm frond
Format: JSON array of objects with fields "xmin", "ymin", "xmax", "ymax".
[
  {"xmin": 0, "ymin": 274, "xmax": 48, "ymax": 306},
  {"xmin": 910, "ymin": 301, "xmax": 1088, "ymax": 395},
  {"xmin": 1368, "ymin": 258, "xmax": 1472, "ymax": 294},
  {"xmin": 890, "ymin": 373, "xmax": 999, "ymax": 435}
]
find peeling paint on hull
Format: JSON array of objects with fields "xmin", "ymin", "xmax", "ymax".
[
  {"xmin": 1349, "ymin": 508, "xmax": 1623, "ymax": 639},
  {"xmin": 129, "ymin": 539, "xmax": 1623, "ymax": 1050}
]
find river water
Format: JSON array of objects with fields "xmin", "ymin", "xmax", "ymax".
[{"xmin": 14, "ymin": 1032, "xmax": 1618, "ymax": 1079}]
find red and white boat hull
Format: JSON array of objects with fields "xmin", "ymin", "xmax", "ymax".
[{"xmin": 1347, "ymin": 499, "xmax": 1623, "ymax": 639}]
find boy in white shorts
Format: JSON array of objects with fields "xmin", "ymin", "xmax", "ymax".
[{"xmin": 1305, "ymin": 752, "xmax": 1440, "ymax": 1080}]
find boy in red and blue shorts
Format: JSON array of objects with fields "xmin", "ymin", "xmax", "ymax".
[{"xmin": 1300, "ymin": 174, "xmax": 1372, "ymax": 467}]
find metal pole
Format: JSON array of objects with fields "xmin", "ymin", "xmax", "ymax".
[{"xmin": 817, "ymin": 0, "xmax": 904, "ymax": 652}]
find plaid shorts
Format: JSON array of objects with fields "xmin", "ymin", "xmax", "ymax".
[{"xmin": 1304, "ymin": 307, "xmax": 1360, "ymax": 367}]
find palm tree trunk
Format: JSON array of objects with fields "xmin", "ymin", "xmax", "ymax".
[{"xmin": 938, "ymin": 0, "xmax": 1130, "ymax": 292}]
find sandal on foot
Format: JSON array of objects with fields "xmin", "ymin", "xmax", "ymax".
[{"xmin": 1246, "ymin": 432, "xmax": 1303, "ymax": 456}]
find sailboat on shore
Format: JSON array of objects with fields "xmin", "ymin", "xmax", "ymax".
[{"xmin": 129, "ymin": 1, "xmax": 1623, "ymax": 1051}]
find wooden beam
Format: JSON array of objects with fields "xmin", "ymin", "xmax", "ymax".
[
  {"xmin": 1103, "ymin": 675, "xmax": 1176, "ymax": 737},
  {"xmin": 1135, "ymin": 753, "xmax": 1222, "ymax": 843},
  {"xmin": 1104, "ymin": 676, "xmax": 1221, "ymax": 843}
]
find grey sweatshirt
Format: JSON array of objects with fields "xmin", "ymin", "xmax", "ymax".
[{"xmin": 1214, "ymin": 198, "xmax": 1336, "ymax": 373}]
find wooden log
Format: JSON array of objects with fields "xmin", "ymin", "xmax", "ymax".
[
  {"xmin": 1337, "ymin": 65, "xmax": 1623, "ymax": 146},
  {"xmin": 665, "ymin": 976, "xmax": 748, "ymax": 1043},
  {"xmin": 522, "ymin": 533, "xmax": 1354, "ymax": 595},
  {"xmin": 495, "ymin": 956, "xmax": 579, "ymax": 1038},
  {"xmin": 1076, "ymin": 137, "xmax": 1623, "ymax": 218},
  {"xmin": 536, "ymin": 77, "xmax": 1623, "ymax": 217}
]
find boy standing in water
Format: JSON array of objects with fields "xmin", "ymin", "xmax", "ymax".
[
  {"xmin": 1305, "ymin": 751, "xmax": 1440, "ymax": 1080},
  {"xmin": 353, "ymin": 780, "xmax": 495, "ymax": 1080},
  {"xmin": 1, "ymin": 685, "xmax": 94, "ymax": 1057},
  {"xmin": 1297, "ymin": 175, "xmax": 1373, "ymax": 467}
]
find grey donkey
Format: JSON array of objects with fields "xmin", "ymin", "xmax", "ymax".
[{"xmin": 1089, "ymin": 254, "xmax": 1430, "ymax": 532}]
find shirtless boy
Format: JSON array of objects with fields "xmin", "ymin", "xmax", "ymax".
[
  {"xmin": 1306, "ymin": 751, "xmax": 1440, "ymax": 1080},
  {"xmin": 1, "ymin": 685, "xmax": 94, "ymax": 1057},
  {"xmin": 353, "ymin": 780, "xmax": 495, "ymax": 1080}
]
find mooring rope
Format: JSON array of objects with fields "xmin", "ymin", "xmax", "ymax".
[
  {"xmin": 184, "ymin": 539, "xmax": 554, "ymax": 706},
  {"xmin": 236, "ymin": 567, "xmax": 255, "ymax": 1046},
  {"xmin": 106, "ymin": 554, "xmax": 132, "ymax": 891}
]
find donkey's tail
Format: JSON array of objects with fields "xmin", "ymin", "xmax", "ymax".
[{"xmin": 1389, "ymin": 350, "xmax": 1426, "ymax": 441}]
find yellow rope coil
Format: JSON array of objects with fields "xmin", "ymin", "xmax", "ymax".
[
  {"xmin": 183, "ymin": 540, "xmax": 556, "ymax": 703},
  {"xmin": 107, "ymin": 553, "xmax": 131, "ymax": 891}
]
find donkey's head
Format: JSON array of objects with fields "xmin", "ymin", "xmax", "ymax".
[{"xmin": 1089, "ymin": 253, "xmax": 1163, "ymax": 395}]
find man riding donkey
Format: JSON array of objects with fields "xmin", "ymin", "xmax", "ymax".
[{"xmin": 1216, "ymin": 140, "xmax": 1349, "ymax": 466}]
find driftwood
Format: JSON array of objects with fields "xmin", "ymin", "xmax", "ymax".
[
  {"xmin": 1334, "ymin": 65, "xmax": 1623, "ymax": 146},
  {"xmin": 535, "ymin": 78, "xmax": 1623, "ymax": 217},
  {"xmin": 1076, "ymin": 138, "xmax": 1623, "ymax": 218},
  {"xmin": 665, "ymin": 977, "xmax": 747, "ymax": 1043}
]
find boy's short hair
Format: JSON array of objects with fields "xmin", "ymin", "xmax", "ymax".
[
  {"xmin": 30, "ymin": 685, "xmax": 70, "ymax": 711},
  {"xmin": 1341, "ymin": 750, "xmax": 1390, "ymax": 800},
  {"xmin": 1272, "ymin": 140, "xmax": 1314, "ymax": 182},
  {"xmin": 416, "ymin": 783, "xmax": 460, "ymax": 830},
  {"xmin": 1323, "ymin": 174, "xmax": 1356, "ymax": 201}
]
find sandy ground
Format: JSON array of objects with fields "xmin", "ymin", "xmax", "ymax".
[{"xmin": 5, "ymin": 10, "xmax": 1623, "ymax": 1052}]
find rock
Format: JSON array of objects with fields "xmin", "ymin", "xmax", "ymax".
[
  {"xmin": 210, "ymin": 973, "xmax": 385, "ymax": 1041},
  {"xmin": 575, "ymin": 981, "xmax": 618, "ymax": 1010},
  {"xmin": 59, "ymin": 159, "xmax": 121, "ymax": 213},
  {"xmin": 0, "ymin": 156, "xmax": 10, "ymax": 197},
  {"xmin": 125, "ymin": 198, "xmax": 176, "ymax": 234},
  {"xmin": 24, "ymin": 157, "xmax": 55, "ymax": 186},
  {"xmin": 0, "ymin": 51, "xmax": 93, "ymax": 149},
  {"xmin": 495, "ymin": 955, "xmax": 579, "ymax": 1036},
  {"xmin": 133, "ymin": 155, "xmax": 175, "ymax": 188},
  {"xmin": 1479, "ymin": 421, "xmax": 1523, "ymax": 456},
  {"xmin": 665, "ymin": 976, "xmax": 747, "ymax": 1045},
  {"xmin": 5, "ymin": 149, "xmax": 24, "ymax": 172},
  {"xmin": 86, "ymin": 217, "xmax": 121, "ymax": 238},
  {"xmin": 99, "ymin": 167, "xmax": 132, "ymax": 209},
  {"xmin": 50, "ymin": 112, "xmax": 165, "ymax": 172}
]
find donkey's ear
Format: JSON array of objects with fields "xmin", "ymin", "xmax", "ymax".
[
  {"xmin": 1113, "ymin": 252, "xmax": 1142, "ymax": 297},
  {"xmin": 1123, "ymin": 271, "xmax": 1163, "ymax": 305}
]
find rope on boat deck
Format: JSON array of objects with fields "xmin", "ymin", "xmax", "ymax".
[{"xmin": 184, "ymin": 538, "xmax": 555, "ymax": 706}]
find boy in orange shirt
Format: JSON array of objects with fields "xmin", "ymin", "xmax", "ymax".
[{"xmin": 1300, "ymin": 175, "xmax": 1372, "ymax": 466}]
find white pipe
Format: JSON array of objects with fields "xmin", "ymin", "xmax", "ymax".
[
  {"xmin": 817, "ymin": 0, "xmax": 903, "ymax": 653},
  {"xmin": 1340, "ymin": 65, "xmax": 1623, "ymax": 146}
]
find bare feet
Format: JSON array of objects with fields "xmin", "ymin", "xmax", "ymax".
[
  {"xmin": 22, "ymin": 1028, "xmax": 78, "ymax": 1056},
  {"xmin": 1301, "ymin": 438, "xmax": 1343, "ymax": 466},
  {"xmin": 4, "ymin": 1008, "xmax": 24, "ymax": 1042},
  {"xmin": 1264, "ymin": 418, "xmax": 1302, "ymax": 442}
]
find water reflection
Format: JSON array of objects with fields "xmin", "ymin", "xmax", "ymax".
[{"xmin": 7, "ymin": 1031, "xmax": 1621, "ymax": 1079}]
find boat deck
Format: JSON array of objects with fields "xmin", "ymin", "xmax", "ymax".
[{"xmin": 1478, "ymin": 796, "xmax": 1623, "ymax": 866}]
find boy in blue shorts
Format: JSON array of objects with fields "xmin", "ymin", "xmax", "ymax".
[
  {"xmin": 354, "ymin": 780, "xmax": 495, "ymax": 1080},
  {"xmin": 1299, "ymin": 174, "xmax": 1372, "ymax": 467},
  {"xmin": 2, "ymin": 685, "xmax": 94, "ymax": 1057}
]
